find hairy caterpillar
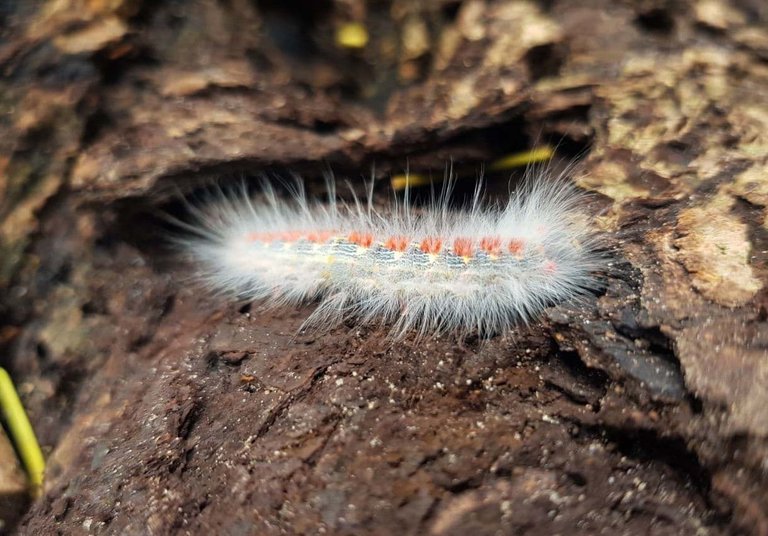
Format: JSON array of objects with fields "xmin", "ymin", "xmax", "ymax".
[{"xmin": 176, "ymin": 168, "xmax": 603, "ymax": 339}]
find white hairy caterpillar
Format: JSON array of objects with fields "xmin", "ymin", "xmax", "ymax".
[{"xmin": 176, "ymin": 168, "xmax": 603, "ymax": 339}]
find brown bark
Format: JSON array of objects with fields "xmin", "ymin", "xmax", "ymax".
[{"xmin": 1, "ymin": 0, "xmax": 767, "ymax": 534}]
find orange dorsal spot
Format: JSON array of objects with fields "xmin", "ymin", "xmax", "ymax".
[
  {"xmin": 419, "ymin": 237, "xmax": 443, "ymax": 254},
  {"xmin": 544, "ymin": 260, "xmax": 557, "ymax": 274},
  {"xmin": 384, "ymin": 235, "xmax": 409, "ymax": 252},
  {"xmin": 348, "ymin": 231, "xmax": 374, "ymax": 248},
  {"xmin": 358, "ymin": 233, "xmax": 373, "ymax": 247},
  {"xmin": 479, "ymin": 236, "xmax": 502, "ymax": 255},
  {"xmin": 453, "ymin": 238, "xmax": 474, "ymax": 258},
  {"xmin": 291, "ymin": 234, "xmax": 304, "ymax": 244},
  {"xmin": 508, "ymin": 238, "xmax": 525, "ymax": 256},
  {"xmin": 306, "ymin": 230, "xmax": 334, "ymax": 243}
]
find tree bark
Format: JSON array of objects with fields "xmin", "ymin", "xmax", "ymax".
[{"xmin": 1, "ymin": 0, "xmax": 767, "ymax": 534}]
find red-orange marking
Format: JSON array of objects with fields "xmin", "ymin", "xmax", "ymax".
[
  {"xmin": 453, "ymin": 238, "xmax": 474, "ymax": 258},
  {"xmin": 479, "ymin": 236, "xmax": 502, "ymax": 255},
  {"xmin": 544, "ymin": 260, "xmax": 557, "ymax": 274},
  {"xmin": 306, "ymin": 230, "xmax": 334, "ymax": 243},
  {"xmin": 283, "ymin": 231, "xmax": 303, "ymax": 242},
  {"xmin": 248, "ymin": 230, "xmax": 338, "ymax": 243},
  {"xmin": 419, "ymin": 237, "xmax": 443, "ymax": 254},
  {"xmin": 348, "ymin": 231, "xmax": 374, "ymax": 248},
  {"xmin": 384, "ymin": 235, "xmax": 409, "ymax": 252},
  {"xmin": 508, "ymin": 238, "xmax": 525, "ymax": 256}
]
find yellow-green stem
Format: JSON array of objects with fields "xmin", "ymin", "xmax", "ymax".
[{"xmin": 0, "ymin": 367, "xmax": 45, "ymax": 494}]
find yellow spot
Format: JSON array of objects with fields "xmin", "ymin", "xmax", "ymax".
[
  {"xmin": 489, "ymin": 146, "xmax": 554, "ymax": 171},
  {"xmin": 336, "ymin": 23, "xmax": 369, "ymax": 49},
  {"xmin": 393, "ymin": 252, "xmax": 404, "ymax": 260},
  {"xmin": 428, "ymin": 254, "xmax": 438, "ymax": 263},
  {"xmin": 0, "ymin": 367, "xmax": 45, "ymax": 494},
  {"xmin": 326, "ymin": 255, "xmax": 336, "ymax": 264},
  {"xmin": 391, "ymin": 173, "xmax": 431, "ymax": 191},
  {"xmin": 462, "ymin": 256, "xmax": 471, "ymax": 264}
]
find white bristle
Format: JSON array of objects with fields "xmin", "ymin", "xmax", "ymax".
[{"xmin": 176, "ymin": 168, "xmax": 604, "ymax": 340}]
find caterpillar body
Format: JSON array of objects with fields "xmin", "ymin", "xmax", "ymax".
[{"xmin": 179, "ymin": 171, "xmax": 602, "ymax": 339}]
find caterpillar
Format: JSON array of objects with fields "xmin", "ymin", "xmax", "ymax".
[{"xmin": 176, "ymin": 168, "xmax": 603, "ymax": 340}]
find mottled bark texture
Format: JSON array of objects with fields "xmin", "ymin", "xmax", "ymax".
[{"xmin": 1, "ymin": 0, "xmax": 767, "ymax": 534}]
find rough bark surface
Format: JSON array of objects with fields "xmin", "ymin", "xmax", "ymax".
[{"xmin": 1, "ymin": 0, "xmax": 767, "ymax": 534}]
